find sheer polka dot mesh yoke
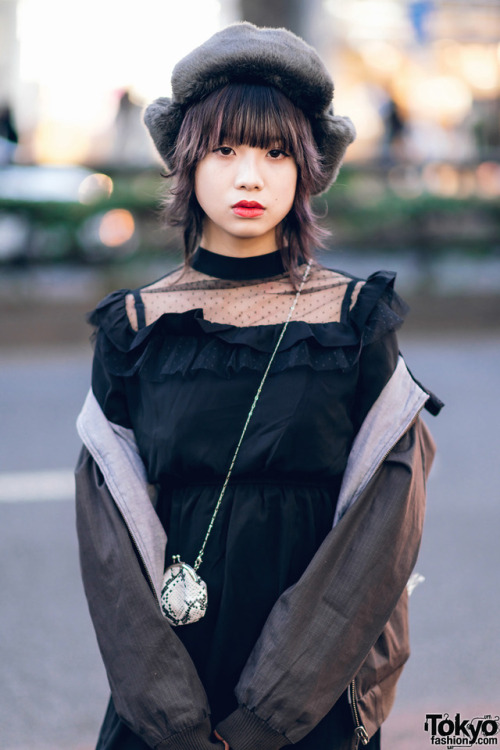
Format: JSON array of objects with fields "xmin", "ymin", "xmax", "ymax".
[
  {"xmin": 89, "ymin": 259, "xmax": 406, "ymax": 384},
  {"xmin": 127, "ymin": 264, "xmax": 362, "ymax": 331}
]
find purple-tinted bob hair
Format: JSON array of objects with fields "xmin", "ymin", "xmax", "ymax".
[{"xmin": 163, "ymin": 83, "xmax": 329, "ymax": 285}]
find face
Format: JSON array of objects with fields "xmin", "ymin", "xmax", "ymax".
[{"xmin": 194, "ymin": 143, "xmax": 298, "ymax": 256}]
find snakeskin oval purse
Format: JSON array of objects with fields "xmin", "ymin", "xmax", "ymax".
[{"xmin": 161, "ymin": 556, "xmax": 208, "ymax": 626}]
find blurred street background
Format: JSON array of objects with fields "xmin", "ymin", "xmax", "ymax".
[{"xmin": 1, "ymin": 0, "xmax": 499, "ymax": 748}]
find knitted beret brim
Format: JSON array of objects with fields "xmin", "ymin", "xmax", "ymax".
[{"xmin": 143, "ymin": 22, "xmax": 356, "ymax": 194}]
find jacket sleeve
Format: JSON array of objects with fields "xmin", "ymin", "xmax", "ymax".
[
  {"xmin": 75, "ymin": 446, "xmax": 224, "ymax": 750},
  {"xmin": 216, "ymin": 416, "xmax": 435, "ymax": 750}
]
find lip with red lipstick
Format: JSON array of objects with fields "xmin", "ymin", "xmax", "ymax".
[{"xmin": 232, "ymin": 200, "xmax": 265, "ymax": 218}]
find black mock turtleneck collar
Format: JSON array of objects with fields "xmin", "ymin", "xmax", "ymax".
[{"xmin": 191, "ymin": 246, "xmax": 286, "ymax": 280}]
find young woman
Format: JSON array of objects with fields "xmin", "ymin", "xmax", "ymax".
[{"xmin": 75, "ymin": 22, "xmax": 442, "ymax": 750}]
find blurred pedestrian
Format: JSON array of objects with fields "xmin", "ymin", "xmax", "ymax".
[
  {"xmin": 109, "ymin": 88, "xmax": 156, "ymax": 167},
  {"xmin": 75, "ymin": 22, "xmax": 442, "ymax": 750},
  {"xmin": 0, "ymin": 103, "xmax": 18, "ymax": 164},
  {"xmin": 380, "ymin": 96, "xmax": 408, "ymax": 164}
]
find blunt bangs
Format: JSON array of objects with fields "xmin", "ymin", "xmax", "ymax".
[
  {"xmin": 204, "ymin": 84, "xmax": 307, "ymax": 156},
  {"xmin": 173, "ymin": 83, "xmax": 319, "ymax": 170}
]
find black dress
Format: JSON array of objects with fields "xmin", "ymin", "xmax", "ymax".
[{"xmin": 89, "ymin": 248, "xmax": 407, "ymax": 750}]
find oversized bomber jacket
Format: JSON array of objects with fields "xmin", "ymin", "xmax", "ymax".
[{"xmin": 75, "ymin": 354, "xmax": 440, "ymax": 750}]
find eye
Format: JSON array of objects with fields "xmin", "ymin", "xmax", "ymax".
[
  {"xmin": 267, "ymin": 148, "xmax": 289, "ymax": 159},
  {"xmin": 214, "ymin": 146, "xmax": 235, "ymax": 156}
]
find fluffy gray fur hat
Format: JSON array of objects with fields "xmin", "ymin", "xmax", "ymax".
[{"xmin": 144, "ymin": 22, "xmax": 356, "ymax": 194}]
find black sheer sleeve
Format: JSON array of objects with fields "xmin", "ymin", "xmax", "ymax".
[
  {"xmin": 351, "ymin": 330, "xmax": 400, "ymax": 433},
  {"xmin": 348, "ymin": 272, "xmax": 408, "ymax": 432},
  {"xmin": 91, "ymin": 333, "xmax": 132, "ymax": 428},
  {"xmin": 87, "ymin": 292, "xmax": 133, "ymax": 428}
]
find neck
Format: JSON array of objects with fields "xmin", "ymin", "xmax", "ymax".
[{"xmin": 200, "ymin": 227, "xmax": 278, "ymax": 258}]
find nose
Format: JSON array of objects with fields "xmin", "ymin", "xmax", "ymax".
[{"xmin": 234, "ymin": 151, "xmax": 264, "ymax": 190}]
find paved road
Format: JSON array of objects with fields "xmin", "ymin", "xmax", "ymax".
[{"xmin": 1, "ymin": 334, "xmax": 499, "ymax": 749}]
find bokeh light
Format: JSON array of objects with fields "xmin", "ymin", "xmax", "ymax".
[
  {"xmin": 99, "ymin": 209, "xmax": 135, "ymax": 247},
  {"xmin": 78, "ymin": 174, "xmax": 114, "ymax": 205},
  {"xmin": 476, "ymin": 162, "xmax": 500, "ymax": 198},
  {"xmin": 459, "ymin": 44, "xmax": 500, "ymax": 95},
  {"xmin": 411, "ymin": 75, "xmax": 472, "ymax": 125},
  {"xmin": 358, "ymin": 40, "xmax": 404, "ymax": 75},
  {"xmin": 422, "ymin": 163, "xmax": 461, "ymax": 197}
]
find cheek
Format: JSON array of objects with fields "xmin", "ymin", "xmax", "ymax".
[
  {"xmin": 284, "ymin": 166, "xmax": 298, "ymax": 209},
  {"xmin": 286, "ymin": 161, "xmax": 298, "ymax": 192},
  {"xmin": 194, "ymin": 160, "xmax": 218, "ymax": 210},
  {"xmin": 270, "ymin": 168, "xmax": 297, "ymax": 214},
  {"xmin": 194, "ymin": 165, "xmax": 207, "ymax": 206}
]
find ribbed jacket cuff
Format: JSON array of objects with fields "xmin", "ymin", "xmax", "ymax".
[
  {"xmin": 216, "ymin": 707, "xmax": 291, "ymax": 750},
  {"xmin": 156, "ymin": 718, "xmax": 223, "ymax": 750}
]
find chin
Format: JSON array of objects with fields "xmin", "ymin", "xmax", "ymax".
[{"xmin": 231, "ymin": 228, "xmax": 274, "ymax": 240}]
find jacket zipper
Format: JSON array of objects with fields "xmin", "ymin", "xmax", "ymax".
[{"xmin": 349, "ymin": 678, "xmax": 369, "ymax": 748}]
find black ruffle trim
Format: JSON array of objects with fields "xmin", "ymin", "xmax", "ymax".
[{"xmin": 87, "ymin": 272, "xmax": 407, "ymax": 380}]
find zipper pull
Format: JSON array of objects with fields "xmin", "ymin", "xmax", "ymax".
[{"xmin": 354, "ymin": 726, "xmax": 370, "ymax": 745}]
